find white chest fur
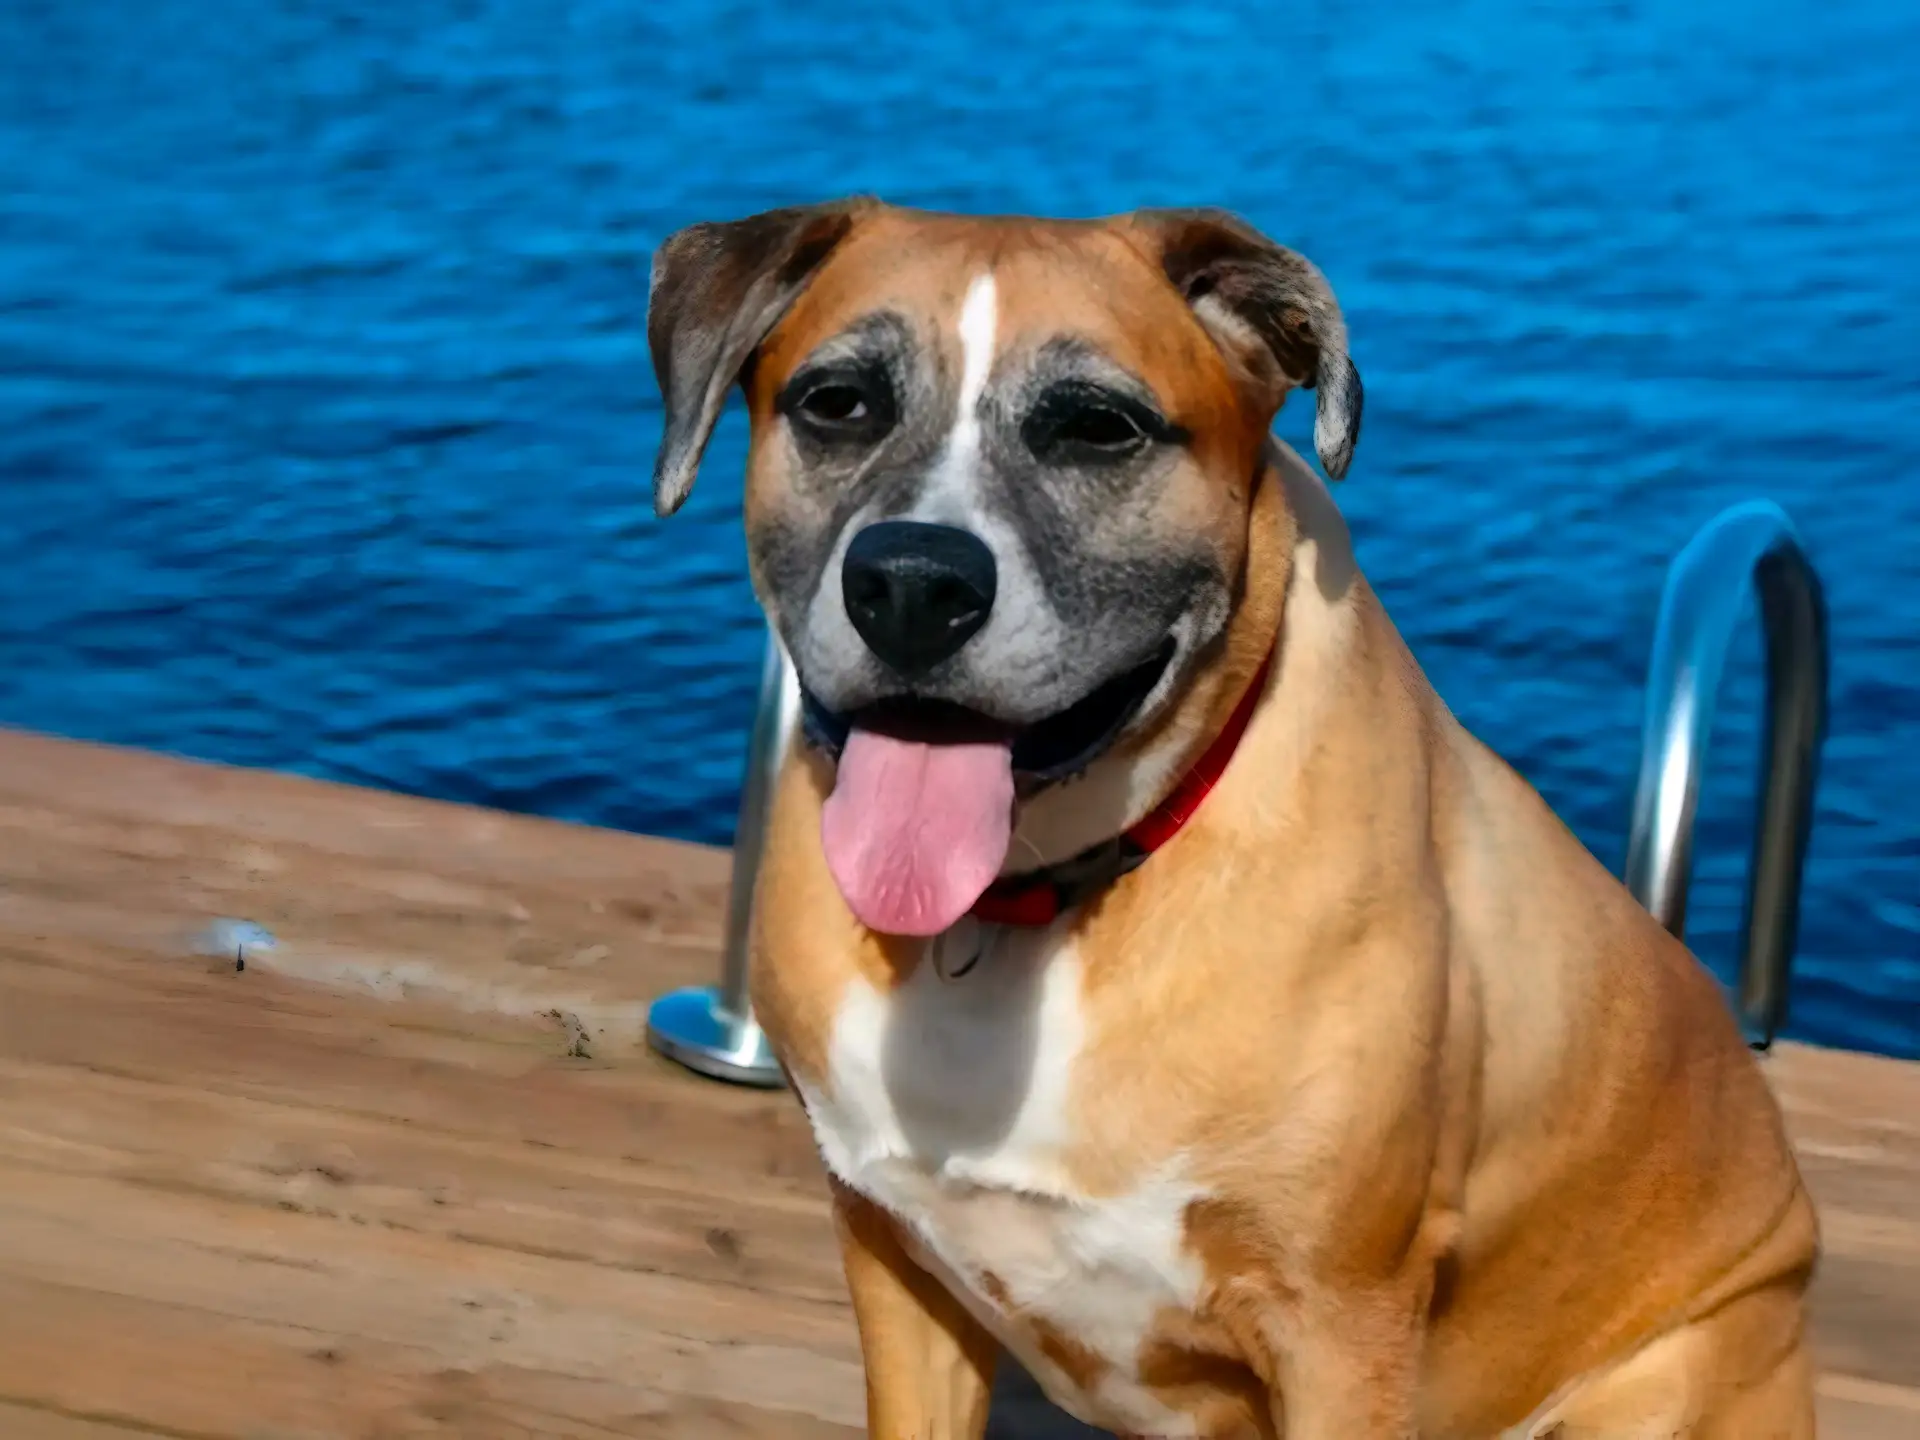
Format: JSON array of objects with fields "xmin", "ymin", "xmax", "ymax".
[{"xmin": 796, "ymin": 921, "xmax": 1209, "ymax": 1436}]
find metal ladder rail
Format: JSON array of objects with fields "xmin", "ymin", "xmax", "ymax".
[
  {"xmin": 644, "ymin": 633, "xmax": 796, "ymax": 1088},
  {"xmin": 1623, "ymin": 499, "xmax": 1828, "ymax": 1050}
]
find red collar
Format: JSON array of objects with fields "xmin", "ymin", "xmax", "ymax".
[{"xmin": 970, "ymin": 646, "xmax": 1275, "ymax": 928}]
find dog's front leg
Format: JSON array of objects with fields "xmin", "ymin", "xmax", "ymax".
[
  {"xmin": 831, "ymin": 1179, "xmax": 997, "ymax": 1440},
  {"xmin": 1263, "ymin": 1283, "xmax": 1424, "ymax": 1440}
]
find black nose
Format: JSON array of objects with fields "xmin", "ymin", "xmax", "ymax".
[{"xmin": 842, "ymin": 521, "xmax": 997, "ymax": 677}]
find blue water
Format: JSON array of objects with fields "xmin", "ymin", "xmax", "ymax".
[{"xmin": 1, "ymin": 1, "xmax": 1915, "ymax": 1058}]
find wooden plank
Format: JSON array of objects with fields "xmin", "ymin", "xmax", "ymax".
[
  {"xmin": 0, "ymin": 1274, "xmax": 862, "ymax": 1440},
  {"xmin": 0, "ymin": 1403, "xmax": 171, "ymax": 1440},
  {"xmin": 1765, "ymin": 1043, "xmax": 1920, "ymax": 1397},
  {"xmin": 1818, "ymin": 1403, "xmax": 1908, "ymax": 1440},
  {"xmin": 0, "ymin": 726, "xmax": 733, "ymax": 890},
  {"xmin": 1815, "ymin": 1377, "xmax": 1920, "ymax": 1440},
  {"xmin": 0, "ymin": 935, "xmax": 827, "ymax": 1194},
  {"xmin": 0, "ymin": 1060, "xmax": 844, "ymax": 1306}
]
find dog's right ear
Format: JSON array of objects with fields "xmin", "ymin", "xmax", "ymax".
[
  {"xmin": 647, "ymin": 199, "xmax": 873, "ymax": 517},
  {"xmin": 1122, "ymin": 208, "xmax": 1363, "ymax": 481}
]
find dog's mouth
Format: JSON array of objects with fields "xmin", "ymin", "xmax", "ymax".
[
  {"xmin": 800, "ymin": 637, "xmax": 1176, "ymax": 787},
  {"xmin": 802, "ymin": 641, "xmax": 1175, "ymax": 940},
  {"xmin": 803, "ymin": 639, "xmax": 1176, "ymax": 938}
]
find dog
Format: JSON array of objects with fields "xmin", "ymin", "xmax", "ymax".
[{"xmin": 644, "ymin": 200, "xmax": 1818, "ymax": 1439}]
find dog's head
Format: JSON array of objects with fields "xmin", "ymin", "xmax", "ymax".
[{"xmin": 648, "ymin": 201, "xmax": 1361, "ymax": 935}]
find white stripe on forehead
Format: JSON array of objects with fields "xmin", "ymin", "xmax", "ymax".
[
  {"xmin": 914, "ymin": 271, "xmax": 998, "ymax": 522},
  {"xmin": 956, "ymin": 271, "xmax": 998, "ymax": 418}
]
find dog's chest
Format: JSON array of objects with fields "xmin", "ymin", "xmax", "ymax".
[{"xmin": 796, "ymin": 927, "xmax": 1214, "ymax": 1436}]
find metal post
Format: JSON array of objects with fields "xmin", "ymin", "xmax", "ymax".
[
  {"xmin": 1623, "ymin": 501, "xmax": 1828, "ymax": 1050},
  {"xmin": 645, "ymin": 628, "xmax": 799, "ymax": 1087}
]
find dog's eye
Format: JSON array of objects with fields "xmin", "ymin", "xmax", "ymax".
[
  {"xmin": 1024, "ymin": 386, "xmax": 1163, "ymax": 466},
  {"xmin": 779, "ymin": 368, "xmax": 896, "ymax": 444},
  {"xmin": 1051, "ymin": 403, "xmax": 1143, "ymax": 452},
  {"xmin": 798, "ymin": 384, "xmax": 869, "ymax": 424}
]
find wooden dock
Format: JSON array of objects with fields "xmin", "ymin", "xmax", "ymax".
[{"xmin": 0, "ymin": 728, "xmax": 1913, "ymax": 1439}]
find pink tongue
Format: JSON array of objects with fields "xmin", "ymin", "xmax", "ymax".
[{"xmin": 821, "ymin": 728, "xmax": 1015, "ymax": 936}]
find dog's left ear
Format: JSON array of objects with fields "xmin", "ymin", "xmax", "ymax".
[
  {"xmin": 1124, "ymin": 208, "xmax": 1364, "ymax": 480},
  {"xmin": 647, "ymin": 199, "xmax": 874, "ymax": 517}
]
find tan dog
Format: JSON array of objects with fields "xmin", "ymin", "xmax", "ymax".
[{"xmin": 645, "ymin": 201, "xmax": 1818, "ymax": 1439}]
